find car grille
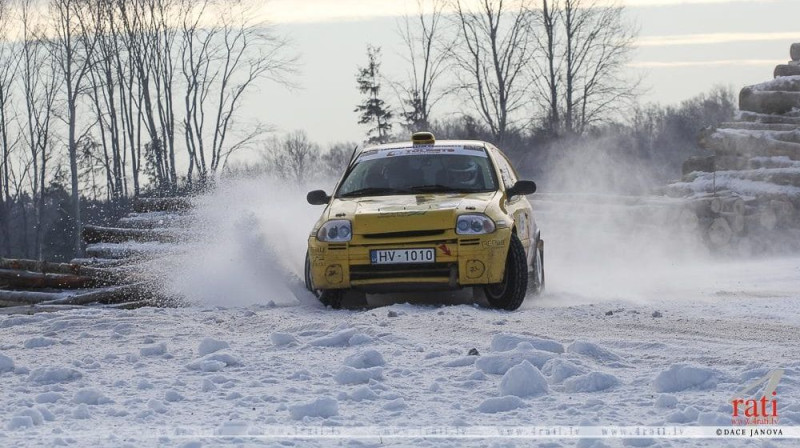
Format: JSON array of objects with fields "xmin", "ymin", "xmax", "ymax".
[
  {"xmin": 361, "ymin": 229, "xmax": 446, "ymax": 239},
  {"xmin": 350, "ymin": 262, "xmax": 455, "ymax": 281}
]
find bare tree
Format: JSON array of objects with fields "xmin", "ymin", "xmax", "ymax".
[
  {"xmin": 181, "ymin": 0, "xmax": 294, "ymax": 186},
  {"xmin": 49, "ymin": 0, "xmax": 100, "ymax": 255},
  {"xmin": 20, "ymin": 0, "xmax": 60, "ymax": 260},
  {"xmin": 0, "ymin": 0, "xmax": 19, "ymax": 255},
  {"xmin": 450, "ymin": 0, "xmax": 536, "ymax": 143},
  {"xmin": 561, "ymin": 0, "xmax": 637, "ymax": 134},
  {"xmin": 529, "ymin": 0, "xmax": 560, "ymax": 135},
  {"xmin": 262, "ymin": 130, "xmax": 320, "ymax": 185},
  {"xmin": 395, "ymin": 0, "xmax": 451, "ymax": 132}
]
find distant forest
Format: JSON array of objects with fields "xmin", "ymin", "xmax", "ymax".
[{"xmin": 0, "ymin": 0, "xmax": 736, "ymax": 261}]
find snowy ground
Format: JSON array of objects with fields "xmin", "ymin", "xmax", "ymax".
[{"xmin": 1, "ymin": 180, "xmax": 799, "ymax": 447}]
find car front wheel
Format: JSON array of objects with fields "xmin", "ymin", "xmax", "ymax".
[
  {"xmin": 484, "ymin": 233, "xmax": 528, "ymax": 311},
  {"xmin": 305, "ymin": 251, "xmax": 355, "ymax": 309}
]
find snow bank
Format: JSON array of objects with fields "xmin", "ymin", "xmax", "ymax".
[
  {"xmin": 475, "ymin": 344, "xmax": 558, "ymax": 374},
  {"xmin": 491, "ymin": 334, "xmax": 565, "ymax": 354},
  {"xmin": 653, "ymin": 364, "xmax": 718, "ymax": 393},
  {"xmin": 186, "ymin": 352, "xmax": 242, "ymax": 371},
  {"xmin": 198, "ymin": 338, "xmax": 230, "ymax": 356},
  {"xmin": 655, "ymin": 394, "xmax": 678, "ymax": 409},
  {"xmin": 334, "ymin": 366, "xmax": 383, "ymax": 385},
  {"xmin": 0, "ymin": 353, "xmax": 14, "ymax": 373},
  {"xmin": 73, "ymin": 388, "xmax": 111, "ymax": 405},
  {"xmin": 28, "ymin": 366, "xmax": 82, "ymax": 384},
  {"xmin": 308, "ymin": 328, "xmax": 358, "ymax": 347},
  {"xmin": 140, "ymin": 342, "xmax": 167, "ymax": 357},
  {"xmin": 541, "ymin": 358, "xmax": 585, "ymax": 383},
  {"xmin": 563, "ymin": 372, "xmax": 620, "ymax": 393},
  {"xmin": 499, "ymin": 361, "xmax": 549, "ymax": 397},
  {"xmin": 344, "ymin": 349, "xmax": 386, "ymax": 369},
  {"xmin": 348, "ymin": 386, "xmax": 379, "ymax": 401},
  {"xmin": 270, "ymin": 332, "xmax": 298, "ymax": 347},
  {"xmin": 478, "ymin": 396, "xmax": 525, "ymax": 413},
  {"xmin": 23, "ymin": 337, "xmax": 58, "ymax": 349},
  {"xmin": 566, "ymin": 341, "xmax": 621, "ymax": 363},
  {"xmin": 288, "ymin": 397, "xmax": 339, "ymax": 420}
]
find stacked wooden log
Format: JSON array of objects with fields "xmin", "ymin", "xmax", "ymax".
[
  {"xmin": 0, "ymin": 197, "xmax": 193, "ymax": 312},
  {"xmin": 664, "ymin": 42, "xmax": 800, "ymax": 254}
]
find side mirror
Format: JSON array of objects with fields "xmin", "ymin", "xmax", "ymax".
[
  {"xmin": 506, "ymin": 180, "xmax": 537, "ymax": 198},
  {"xmin": 306, "ymin": 190, "xmax": 331, "ymax": 205}
]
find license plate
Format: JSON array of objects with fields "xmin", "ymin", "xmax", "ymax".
[{"xmin": 370, "ymin": 248, "xmax": 435, "ymax": 265}]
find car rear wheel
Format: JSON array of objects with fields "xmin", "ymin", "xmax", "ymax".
[
  {"xmin": 528, "ymin": 238, "xmax": 545, "ymax": 295},
  {"xmin": 484, "ymin": 233, "xmax": 528, "ymax": 311}
]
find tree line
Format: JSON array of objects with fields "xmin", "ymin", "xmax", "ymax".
[
  {"xmin": 0, "ymin": 0, "xmax": 293, "ymax": 259},
  {"xmin": 355, "ymin": 0, "xmax": 638, "ymax": 145}
]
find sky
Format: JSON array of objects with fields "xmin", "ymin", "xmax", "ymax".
[{"xmin": 238, "ymin": 0, "xmax": 800, "ymax": 146}]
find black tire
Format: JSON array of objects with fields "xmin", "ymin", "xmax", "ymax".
[
  {"xmin": 484, "ymin": 233, "xmax": 528, "ymax": 311},
  {"xmin": 305, "ymin": 251, "xmax": 346, "ymax": 309},
  {"xmin": 319, "ymin": 289, "xmax": 345, "ymax": 309},
  {"xmin": 304, "ymin": 251, "xmax": 317, "ymax": 296},
  {"xmin": 528, "ymin": 238, "xmax": 545, "ymax": 296}
]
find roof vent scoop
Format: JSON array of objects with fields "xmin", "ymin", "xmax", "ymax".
[{"xmin": 411, "ymin": 132, "xmax": 435, "ymax": 145}]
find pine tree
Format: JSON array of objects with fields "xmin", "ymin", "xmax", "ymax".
[{"xmin": 355, "ymin": 46, "xmax": 393, "ymax": 144}]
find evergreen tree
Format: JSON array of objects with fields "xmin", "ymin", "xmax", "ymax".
[{"xmin": 355, "ymin": 46, "xmax": 393, "ymax": 144}]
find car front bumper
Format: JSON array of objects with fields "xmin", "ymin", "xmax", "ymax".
[{"xmin": 307, "ymin": 229, "xmax": 512, "ymax": 291}]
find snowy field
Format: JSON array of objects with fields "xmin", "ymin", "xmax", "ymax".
[{"xmin": 1, "ymin": 180, "xmax": 799, "ymax": 447}]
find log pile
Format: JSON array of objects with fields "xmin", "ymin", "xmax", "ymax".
[
  {"xmin": 0, "ymin": 197, "xmax": 192, "ymax": 312},
  {"xmin": 663, "ymin": 42, "xmax": 800, "ymax": 254}
]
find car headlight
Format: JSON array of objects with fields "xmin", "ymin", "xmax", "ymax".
[
  {"xmin": 456, "ymin": 214, "xmax": 496, "ymax": 235},
  {"xmin": 317, "ymin": 220, "xmax": 352, "ymax": 242}
]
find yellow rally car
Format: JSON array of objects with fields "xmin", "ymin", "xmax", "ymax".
[{"xmin": 304, "ymin": 132, "xmax": 544, "ymax": 310}]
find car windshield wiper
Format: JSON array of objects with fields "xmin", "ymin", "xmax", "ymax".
[
  {"xmin": 338, "ymin": 187, "xmax": 411, "ymax": 198},
  {"xmin": 408, "ymin": 184, "xmax": 470, "ymax": 193}
]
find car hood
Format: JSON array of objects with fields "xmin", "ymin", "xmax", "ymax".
[{"xmin": 328, "ymin": 192, "xmax": 496, "ymax": 235}]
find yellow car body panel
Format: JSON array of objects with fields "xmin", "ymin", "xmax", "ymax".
[{"xmin": 306, "ymin": 139, "xmax": 539, "ymax": 293}]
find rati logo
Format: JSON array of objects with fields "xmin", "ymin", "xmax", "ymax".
[{"xmin": 731, "ymin": 369, "xmax": 783, "ymax": 425}]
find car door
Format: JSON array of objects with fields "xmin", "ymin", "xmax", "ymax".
[{"xmin": 491, "ymin": 146, "xmax": 535, "ymax": 258}]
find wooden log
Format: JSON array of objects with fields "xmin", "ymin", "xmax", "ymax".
[
  {"xmin": 714, "ymin": 155, "xmax": 749, "ymax": 171},
  {"xmin": 737, "ymin": 112, "xmax": 800, "ymax": 125},
  {"xmin": 792, "ymin": 43, "xmax": 800, "ymax": 62},
  {"xmin": 748, "ymin": 77, "xmax": 800, "ymax": 92},
  {"xmin": 719, "ymin": 122, "xmax": 798, "ymax": 132},
  {"xmin": 41, "ymin": 283, "xmax": 151, "ymax": 306},
  {"xmin": 85, "ymin": 242, "xmax": 175, "ymax": 260},
  {"xmin": 759, "ymin": 207, "xmax": 778, "ymax": 231},
  {"xmin": 721, "ymin": 197, "xmax": 745, "ymax": 215},
  {"xmin": 678, "ymin": 208, "xmax": 700, "ymax": 231},
  {"xmin": 0, "ymin": 268, "xmax": 107, "ymax": 289},
  {"xmin": 700, "ymin": 130, "xmax": 800, "ymax": 159},
  {"xmin": 132, "ymin": 197, "xmax": 193, "ymax": 213},
  {"xmin": 721, "ymin": 212, "xmax": 745, "ymax": 233},
  {"xmin": 739, "ymin": 88, "xmax": 800, "ymax": 115},
  {"xmin": 0, "ymin": 258, "xmax": 132, "ymax": 284},
  {"xmin": 116, "ymin": 212, "xmax": 187, "ymax": 229},
  {"xmin": 0, "ymin": 290, "xmax": 68, "ymax": 305},
  {"xmin": 707, "ymin": 217, "xmax": 732, "ymax": 248},
  {"xmin": 775, "ymin": 64, "xmax": 800, "ymax": 78},
  {"xmin": 82, "ymin": 224, "xmax": 180, "ymax": 244},
  {"xmin": 770, "ymin": 199, "xmax": 795, "ymax": 226},
  {"xmin": 682, "ymin": 156, "xmax": 715, "ymax": 175}
]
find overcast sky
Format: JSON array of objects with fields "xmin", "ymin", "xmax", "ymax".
[{"xmin": 239, "ymin": 0, "xmax": 799, "ymax": 146}]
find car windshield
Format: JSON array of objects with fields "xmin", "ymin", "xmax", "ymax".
[{"xmin": 335, "ymin": 146, "xmax": 498, "ymax": 198}]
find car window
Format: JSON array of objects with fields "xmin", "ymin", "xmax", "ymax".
[
  {"xmin": 491, "ymin": 148, "xmax": 517, "ymax": 190},
  {"xmin": 336, "ymin": 146, "xmax": 498, "ymax": 197}
]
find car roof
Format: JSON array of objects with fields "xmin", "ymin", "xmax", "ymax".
[{"xmin": 362, "ymin": 139, "xmax": 489, "ymax": 152}]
